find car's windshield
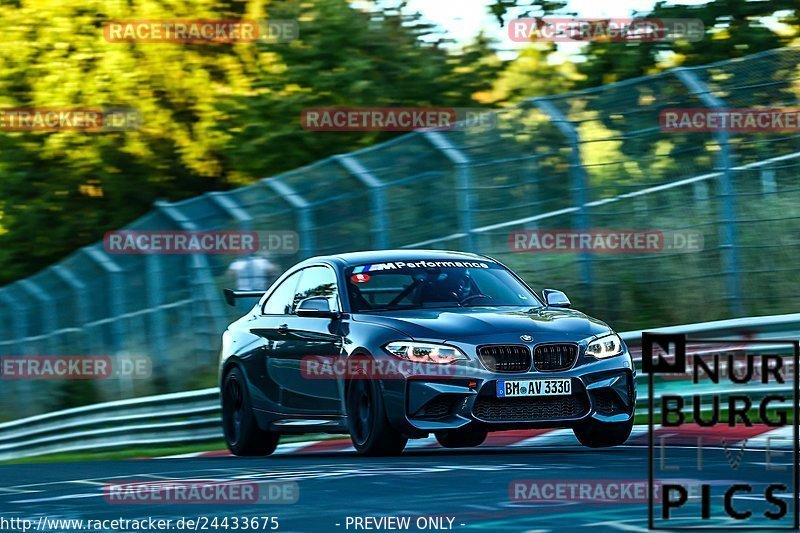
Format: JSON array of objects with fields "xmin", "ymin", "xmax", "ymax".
[{"xmin": 345, "ymin": 259, "xmax": 541, "ymax": 312}]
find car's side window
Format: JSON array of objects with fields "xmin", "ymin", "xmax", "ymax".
[
  {"xmin": 290, "ymin": 266, "xmax": 339, "ymax": 315},
  {"xmin": 262, "ymin": 270, "xmax": 303, "ymax": 315}
]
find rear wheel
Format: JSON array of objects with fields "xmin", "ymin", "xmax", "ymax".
[
  {"xmin": 435, "ymin": 429, "xmax": 487, "ymax": 448},
  {"xmin": 573, "ymin": 417, "xmax": 633, "ymax": 448},
  {"xmin": 222, "ymin": 367, "xmax": 280, "ymax": 456},
  {"xmin": 346, "ymin": 378, "xmax": 407, "ymax": 456}
]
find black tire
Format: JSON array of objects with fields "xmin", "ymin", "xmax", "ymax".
[
  {"xmin": 346, "ymin": 377, "xmax": 407, "ymax": 456},
  {"xmin": 435, "ymin": 429, "xmax": 488, "ymax": 448},
  {"xmin": 573, "ymin": 417, "xmax": 634, "ymax": 448},
  {"xmin": 222, "ymin": 366, "xmax": 280, "ymax": 456}
]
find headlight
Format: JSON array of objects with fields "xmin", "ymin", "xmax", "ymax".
[
  {"xmin": 586, "ymin": 333, "xmax": 623, "ymax": 359},
  {"xmin": 383, "ymin": 342, "xmax": 467, "ymax": 364}
]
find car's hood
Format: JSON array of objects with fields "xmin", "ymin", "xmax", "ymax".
[{"xmin": 352, "ymin": 306, "xmax": 612, "ymax": 343}]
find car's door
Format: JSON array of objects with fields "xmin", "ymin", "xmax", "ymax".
[
  {"xmin": 244, "ymin": 269, "xmax": 302, "ymax": 412},
  {"xmin": 269, "ymin": 265, "xmax": 344, "ymax": 415}
]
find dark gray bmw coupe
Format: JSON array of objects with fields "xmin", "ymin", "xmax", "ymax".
[{"xmin": 220, "ymin": 250, "xmax": 636, "ymax": 456}]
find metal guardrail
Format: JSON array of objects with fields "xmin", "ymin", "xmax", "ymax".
[
  {"xmin": 0, "ymin": 388, "xmax": 220, "ymax": 461},
  {"xmin": 620, "ymin": 313, "xmax": 800, "ymax": 345},
  {"xmin": 0, "ymin": 313, "xmax": 798, "ymax": 462}
]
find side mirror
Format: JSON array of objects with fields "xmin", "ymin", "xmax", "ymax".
[
  {"xmin": 542, "ymin": 289, "xmax": 571, "ymax": 308},
  {"xmin": 296, "ymin": 296, "xmax": 340, "ymax": 318}
]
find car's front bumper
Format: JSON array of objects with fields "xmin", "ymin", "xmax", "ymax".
[{"xmin": 382, "ymin": 349, "xmax": 636, "ymax": 438}]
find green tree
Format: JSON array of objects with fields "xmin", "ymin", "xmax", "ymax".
[
  {"xmin": 0, "ymin": 0, "xmax": 265, "ymax": 283},
  {"xmin": 488, "ymin": 0, "xmax": 800, "ymax": 87},
  {"xmin": 220, "ymin": 0, "xmax": 504, "ymax": 181},
  {"xmin": 481, "ymin": 43, "xmax": 579, "ymax": 104},
  {"xmin": 576, "ymin": 0, "xmax": 799, "ymax": 88},
  {"xmin": 0, "ymin": 0, "xmax": 502, "ymax": 284}
]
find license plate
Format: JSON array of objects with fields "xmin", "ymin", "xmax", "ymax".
[{"xmin": 496, "ymin": 378, "xmax": 571, "ymax": 398}]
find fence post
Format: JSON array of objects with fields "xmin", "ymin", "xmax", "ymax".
[
  {"xmin": 18, "ymin": 280, "xmax": 57, "ymax": 356},
  {"xmin": 264, "ymin": 178, "xmax": 316, "ymax": 258},
  {"xmin": 0, "ymin": 290, "xmax": 11, "ymax": 352},
  {"xmin": 674, "ymin": 68, "xmax": 743, "ymax": 317},
  {"xmin": 144, "ymin": 252, "xmax": 168, "ymax": 374},
  {"xmin": 0, "ymin": 289, "xmax": 32, "ymax": 416},
  {"xmin": 422, "ymin": 130, "xmax": 475, "ymax": 252},
  {"xmin": 155, "ymin": 200, "xmax": 228, "ymax": 377},
  {"xmin": 335, "ymin": 154, "xmax": 389, "ymax": 250},
  {"xmin": 52, "ymin": 265, "xmax": 91, "ymax": 354},
  {"xmin": 82, "ymin": 247, "xmax": 127, "ymax": 355},
  {"xmin": 0, "ymin": 288, "xmax": 30, "ymax": 355},
  {"xmin": 531, "ymin": 97, "xmax": 593, "ymax": 304},
  {"xmin": 208, "ymin": 192, "xmax": 254, "ymax": 232},
  {"xmin": 81, "ymin": 247, "xmax": 130, "ymax": 399}
]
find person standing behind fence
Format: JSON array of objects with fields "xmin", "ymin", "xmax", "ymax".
[{"xmin": 227, "ymin": 253, "xmax": 280, "ymax": 312}]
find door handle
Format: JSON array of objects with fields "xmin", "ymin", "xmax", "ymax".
[{"xmin": 277, "ymin": 324, "xmax": 289, "ymax": 335}]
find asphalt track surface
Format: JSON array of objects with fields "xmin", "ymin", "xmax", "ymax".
[{"xmin": 0, "ymin": 443, "xmax": 794, "ymax": 533}]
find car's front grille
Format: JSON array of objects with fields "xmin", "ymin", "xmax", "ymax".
[
  {"xmin": 477, "ymin": 345, "xmax": 531, "ymax": 373},
  {"xmin": 533, "ymin": 343, "xmax": 578, "ymax": 371},
  {"xmin": 473, "ymin": 395, "xmax": 588, "ymax": 422}
]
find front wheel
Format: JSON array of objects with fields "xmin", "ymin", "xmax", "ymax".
[
  {"xmin": 435, "ymin": 429, "xmax": 487, "ymax": 448},
  {"xmin": 573, "ymin": 417, "xmax": 633, "ymax": 448},
  {"xmin": 222, "ymin": 367, "xmax": 280, "ymax": 456},
  {"xmin": 346, "ymin": 378, "xmax": 407, "ymax": 456}
]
